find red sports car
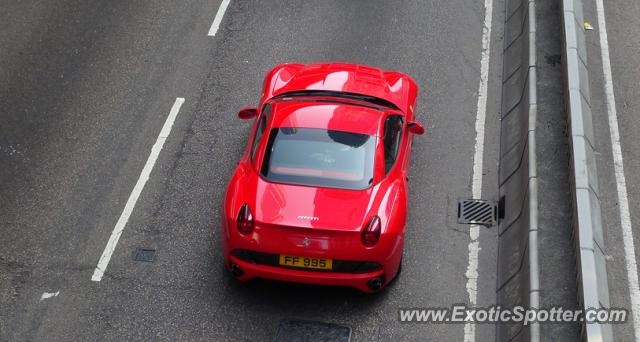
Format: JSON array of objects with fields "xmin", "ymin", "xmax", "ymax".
[{"xmin": 221, "ymin": 63, "xmax": 424, "ymax": 293}]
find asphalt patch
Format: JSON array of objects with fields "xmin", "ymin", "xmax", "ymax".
[{"xmin": 133, "ymin": 248, "xmax": 156, "ymax": 262}]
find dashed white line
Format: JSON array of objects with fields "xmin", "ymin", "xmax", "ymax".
[
  {"xmin": 594, "ymin": 0, "xmax": 640, "ymax": 339},
  {"xmin": 208, "ymin": 0, "xmax": 231, "ymax": 37},
  {"xmin": 464, "ymin": 0, "xmax": 493, "ymax": 339},
  {"xmin": 91, "ymin": 97, "xmax": 185, "ymax": 282}
]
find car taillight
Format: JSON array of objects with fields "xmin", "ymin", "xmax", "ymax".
[
  {"xmin": 361, "ymin": 216, "xmax": 381, "ymax": 247},
  {"xmin": 237, "ymin": 204, "xmax": 254, "ymax": 235}
]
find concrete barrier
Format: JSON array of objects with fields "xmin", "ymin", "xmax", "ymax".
[
  {"xmin": 560, "ymin": 0, "xmax": 613, "ymax": 340},
  {"xmin": 496, "ymin": 0, "xmax": 539, "ymax": 340}
]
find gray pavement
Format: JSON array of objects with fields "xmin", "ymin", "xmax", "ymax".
[
  {"xmin": 582, "ymin": 0, "xmax": 640, "ymax": 340},
  {"xmin": 0, "ymin": 0, "xmax": 506, "ymax": 341}
]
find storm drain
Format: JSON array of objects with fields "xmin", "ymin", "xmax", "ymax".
[
  {"xmin": 457, "ymin": 199, "xmax": 497, "ymax": 227},
  {"xmin": 133, "ymin": 248, "xmax": 156, "ymax": 262},
  {"xmin": 273, "ymin": 320, "xmax": 351, "ymax": 342}
]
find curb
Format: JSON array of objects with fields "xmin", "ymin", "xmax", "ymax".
[
  {"xmin": 496, "ymin": 0, "xmax": 539, "ymax": 340},
  {"xmin": 560, "ymin": 0, "xmax": 613, "ymax": 340}
]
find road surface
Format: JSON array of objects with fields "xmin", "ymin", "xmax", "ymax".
[
  {"xmin": 582, "ymin": 0, "xmax": 640, "ymax": 339},
  {"xmin": 0, "ymin": 0, "xmax": 506, "ymax": 340}
]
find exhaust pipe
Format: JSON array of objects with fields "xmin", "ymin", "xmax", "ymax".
[
  {"xmin": 367, "ymin": 277, "xmax": 384, "ymax": 291},
  {"xmin": 231, "ymin": 264, "xmax": 244, "ymax": 277}
]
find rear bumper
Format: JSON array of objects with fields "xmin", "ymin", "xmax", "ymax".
[
  {"xmin": 229, "ymin": 255, "xmax": 385, "ymax": 293},
  {"xmin": 220, "ymin": 214, "xmax": 404, "ymax": 292}
]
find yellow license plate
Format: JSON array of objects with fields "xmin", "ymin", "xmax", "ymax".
[{"xmin": 279, "ymin": 255, "xmax": 332, "ymax": 270}]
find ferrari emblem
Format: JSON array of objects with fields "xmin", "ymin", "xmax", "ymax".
[{"xmin": 302, "ymin": 237, "xmax": 311, "ymax": 248}]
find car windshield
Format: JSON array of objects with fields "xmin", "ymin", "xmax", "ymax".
[{"xmin": 260, "ymin": 127, "xmax": 376, "ymax": 190}]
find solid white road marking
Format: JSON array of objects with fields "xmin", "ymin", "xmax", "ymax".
[
  {"xmin": 91, "ymin": 98, "xmax": 185, "ymax": 282},
  {"xmin": 594, "ymin": 0, "xmax": 640, "ymax": 339},
  {"xmin": 208, "ymin": 0, "xmax": 231, "ymax": 37},
  {"xmin": 464, "ymin": 0, "xmax": 493, "ymax": 340},
  {"xmin": 40, "ymin": 291, "xmax": 60, "ymax": 301}
]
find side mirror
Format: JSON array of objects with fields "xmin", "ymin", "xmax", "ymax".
[
  {"xmin": 407, "ymin": 120, "xmax": 425, "ymax": 135},
  {"xmin": 238, "ymin": 107, "xmax": 258, "ymax": 120}
]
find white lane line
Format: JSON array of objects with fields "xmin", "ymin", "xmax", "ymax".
[
  {"xmin": 464, "ymin": 0, "xmax": 493, "ymax": 339},
  {"xmin": 595, "ymin": 0, "xmax": 640, "ymax": 339},
  {"xmin": 40, "ymin": 290, "xmax": 60, "ymax": 301},
  {"xmin": 208, "ymin": 0, "xmax": 231, "ymax": 37},
  {"xmin": 91, "ymin": 97, "xmax": 185, "ymax": 282}
]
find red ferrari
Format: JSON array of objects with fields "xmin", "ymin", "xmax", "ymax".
[{"xmin": 221, "ymin": 63, "xmax": 424, "ymax": 293}]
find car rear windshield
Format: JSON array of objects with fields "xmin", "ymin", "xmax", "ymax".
[{"xmin": 260, "ymin": 127, "xmax": 376, "ymax": 190}]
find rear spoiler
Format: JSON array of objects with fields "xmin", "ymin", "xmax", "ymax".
[{"xmin": 271, "ymin": 90, "xmax": 401, "ymax": 111}]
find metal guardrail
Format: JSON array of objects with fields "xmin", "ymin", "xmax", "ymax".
[
  {"xmin": 496, "ymin": 0, "xmax": 539, "ymax": 340},
  {"xmin": 560, "ymin": 0, "xmax": 613, "ymax": 340}
]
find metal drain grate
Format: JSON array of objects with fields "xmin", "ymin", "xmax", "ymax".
[
  {"xmin": 134, "ymin": 248, "xmax": 156, "ymax": 262},
  {"xmin": 457, "ymin": 199, "xmax": 497, "ymax": 227},
  {"xmin": 273, "ymin": 320, "xmax": 351, "ymax": 342}
]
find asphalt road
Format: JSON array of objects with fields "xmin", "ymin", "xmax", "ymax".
[
  {"xmin": 582, "ymin": 0, "xmax": 640, "ymax": 339},
  {"xmin": 0, "ymin": 1, "xmax": 505, "ymax": 341}
]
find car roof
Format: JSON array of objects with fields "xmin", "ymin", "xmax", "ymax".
[{"xmin": 269, "ymin": 100, "xmax": 385, "ymax": 137}]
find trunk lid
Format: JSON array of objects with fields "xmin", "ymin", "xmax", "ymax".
[{"xmin": 253, "ymin": 178, "xmax": 376, "ymax": 232}]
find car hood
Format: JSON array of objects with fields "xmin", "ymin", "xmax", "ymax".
[{"xmin": 252, "ymin": 178, "xmax": 380, "ymax": 232}]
